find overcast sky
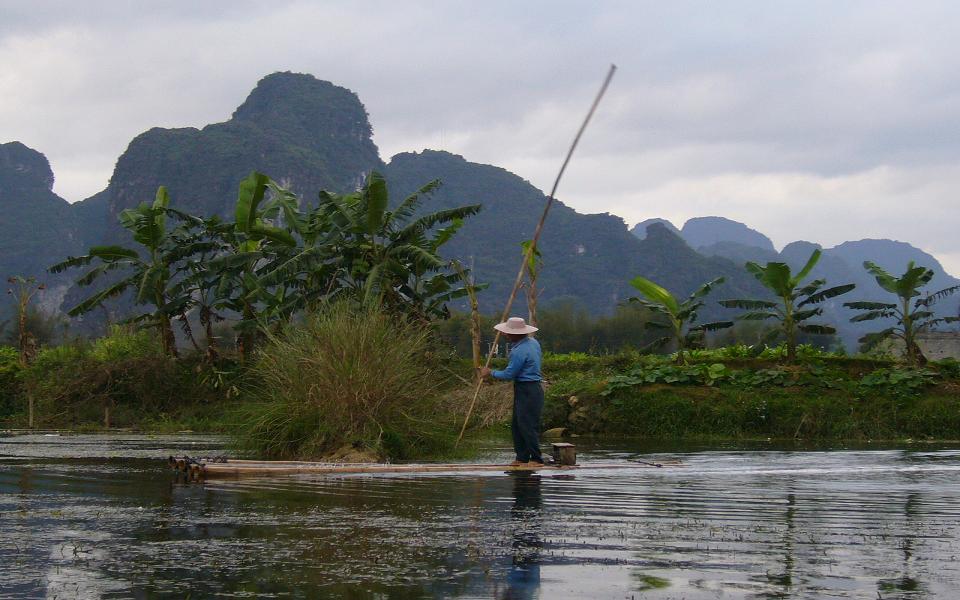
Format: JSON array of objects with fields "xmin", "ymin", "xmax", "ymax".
[{"xmin": 3, "ymin": 1, "xmax": 960, "ymax": 273}]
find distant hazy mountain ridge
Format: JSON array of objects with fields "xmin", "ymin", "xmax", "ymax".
[
  {"xmin": 2, "ymin": 72, "xmax": 957, "ymax": 346},
  {"xmin": 631, "ymin": 216, "xmax": 960, "ymax": 346}
]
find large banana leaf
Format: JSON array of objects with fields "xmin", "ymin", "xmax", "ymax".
[
  {"xmin": 161, "ymin": 206, "xmax": 205, "ymax": 227},
  {"xmin": 796, "ymin": 278, "xmax": 826, "ymax": 298},
  {"xmin": 862, "ymin": 261, "xmax": 899, "ymax": 294},
  {"xmin": 916, "ymin": 284, "xmax": 960, "ymax": 307},
  {"xmin": 843, "ymin": 301, "xmax": 896, "ymax": 310},
  {"xmin": 363, "ymin": 171, "xmax": 389, "ymax": 235},
  {"xmin": 686, "ymin": 276, "xmax": 725, "ymax": 301},
  {"xmin": 388, "ymin": 243, "xmax": 444, "ymax": 271},
  {"xmin": 150, "ymin": 186, "xmax": 170, "ymax": 242},
  {"xmin": 519, "ymin": 239, "xmax": 543, "ymax": 277},
  {"xmin": 692, "ymin": 321, "xmax": 734, "ymax": 331},
  {"xmin": 745, "ymin": 261, "xmax": 789, "ymax": 296},
  {"xmin": 791, "ymin": 248, "xmax": 821, "ymax": 285},
  {"xmin": 628, "ymin": 276, "xmax": 679, "ymax": 314},
  {"xmin": 66, "ymin": 278, "xmax": 135, "ymax": 316},
  {"xmin": 792, "ymin": 307, "xmax": 822, "ymax": 322},
  {"xmin": 431, "ymin": 219, "xmax": 466, "ymax": 252},
  {"xmin": 387, "ymin": 179, "xmax": 442, "ymax": 225},
  {"xmin": 396, "ymin": 205, "xmax": 482, "ymax": 242},
  {"xmin": 798, "ymin": 283, "xmax": 855, "ymax": 306},
  {"xmin": 627, "ymin": 297, "xmax": 670, "ymax": 315},
  {"xmin": 760, "ymin": 262, "xmax": 793, "ymax": 296},
  {"xmin": 257, "ymin": 245, "xmax": 330, "ymax": 288},
  {"xmin": 249, "ymin": 223, "xmax": 296, "ymax": 247},
  {"xmin": 205, "ymin": 251, "xmax": 265, "ymax": 271},
  {"xmin": 75, "ymin": 261, "xmax": 128, "ymax": 287},
  {"xmin": 858, "ymin": 328, "xmax": 898, "ymax": 351},
  {"xmin": 135, "ymin": 264, "xmax": 166, "ymax": 304},
  {"xmin": 49, "ymin": 245, "xmax": 140, "ymax": 274},
  {"xmin": 738, "ymin": 311, "xmax": 780, "ymax": 320},
  {"xmin": 718, "ymin": 299, "xmax": 778, "ymax": 310},
  {"xmin": 235, "ymin": 172, "xmax": 272, "ymax": 234},
  {"xmin": 49, "ymin": 254, "xmax": 96, "ymax": 273},
  {"xmin": 90, "ymin": 246, "xmax": 141, "ymax": 262},
  {"xmin": 897, "ymin": 264, "xmax": 934, "ymax": 298},
  {"xmin": 917, "ymin": 316, "xmax": 960, "ymax": 331},
  {"xmin": 798, "ymin": 324, "xmax": 835, "ymax": 335},
  {"xmin": 850, "ymin": 309, "xmax": 897, "ymax": 322},
  {"xmin": 266, "ymin": 182, "xmax": 306, "ymax": 236},
  {"xmin": 675, "ymin": 301, "xmax": 704, "ymax": 321},
  {"xmin": 319, "ymin": 190, "xmax": 362, "ymax": 232}
]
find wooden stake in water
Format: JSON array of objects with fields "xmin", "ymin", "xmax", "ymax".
[{"xmin": 456, "ymin": 64, "xmax": 617, "ymax": 445}]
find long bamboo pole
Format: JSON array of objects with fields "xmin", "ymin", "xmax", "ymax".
[{"xmin": 456, "ymin": 64, "xmax": 617, "ymax": 445}]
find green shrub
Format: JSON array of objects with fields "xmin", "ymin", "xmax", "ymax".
[
  {"xmin": 236, "ymin": 304, "xmax": 458, "ymax": 461},
  {"xmin": 858, "ymin": 367, "xmax": 939, "ymax": 398},
  {"xmin": 0, "ymin": 346, "xmax": 20, "ymax": 420},
  {"xmin": 931, "ymin": 358, "xmax": 960, "ymax": 380},
  {"xmin": 15, "ymin": 327, "xmax": 219, "ymax": 428},
  {"xmin": 89, "ymin": 326, "xmax": 163, "ymax": 362}
]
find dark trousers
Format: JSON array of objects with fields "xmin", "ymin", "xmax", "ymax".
[{"xmin": 512, "ymin": 381, "xmax": 544, "ymax": 462}]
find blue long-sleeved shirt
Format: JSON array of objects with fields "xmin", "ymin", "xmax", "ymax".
[{"xmin": 492, "ymin": 337, "xmax": 542, "ymax": 382}]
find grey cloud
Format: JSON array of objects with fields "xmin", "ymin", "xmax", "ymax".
[{"xmin": 3, "ymin": 1, "xmax": 960, "ymax": 273}]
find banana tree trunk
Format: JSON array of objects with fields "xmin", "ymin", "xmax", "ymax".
[
  {"xmin": 154, "ymin": 286, "xmax": 178, "ymax": 358},
  {"xmin": 469, "ymin": 292, "xmax": 481, "ymax": 370},
  {"xmin": 160, "ymin": 319, "xmax": 178, "ymax": 358},
  {"xmin": 903, "ymin": 298, "xmax": 919, "ymax": 365},
  {"xmin": 202, "ymin": 306, "xmax": 219, "ymax": 363},
  {"xmin": 526, "ymin": 277, "xmax": 539, "ymax": 328},
  {"xmin": 784, "ymin": 299, "xmax": 797, "ymax": 363},
  {"xmin": 674, "ymin": 318, "xmax": 686, "ymax": 364},
  {"xmin": 240, "ymin": 302, "xmax": 257, "ymax": 361}
]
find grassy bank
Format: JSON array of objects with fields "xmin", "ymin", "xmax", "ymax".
[
  {"xmin": 540, "ymin": 350, "xmax": 960, "ymax": 441},
  {"xmin": 0, "ymin": 311, "xmax": 507, "ymax": 461},
  {"xmin": 4, "ymin": 330, "xmax": 960, "ymax": 452},
  {"xmin": 0, "ymin": 327, "xmax": 240, "ymax": 433}
]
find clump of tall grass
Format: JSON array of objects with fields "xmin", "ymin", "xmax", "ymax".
[{"xmin": 236, "ymin": 304, "xmax": 460, "ymax": 461}]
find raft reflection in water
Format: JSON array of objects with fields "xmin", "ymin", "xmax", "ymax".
[{"xmin": 503, "ymin": 472, "xmax": 542, "ymax": 599}]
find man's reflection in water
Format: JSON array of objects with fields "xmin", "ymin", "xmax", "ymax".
[{"xmin": 503, "ymin": 472, "xmax": 542, "ymax": 599}]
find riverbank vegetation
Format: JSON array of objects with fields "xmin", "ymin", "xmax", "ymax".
[
  {"xmin": 539, "ymin": 347, "xmax": 960, "ymax": 441},
  {"xmin": 3, "ymin": 170, "xmax": 960, "ymax": 456}
]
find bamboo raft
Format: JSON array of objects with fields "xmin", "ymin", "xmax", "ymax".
[{"xmin": 169, "ymin": 444, "xmax": 681, "ymax": 482}]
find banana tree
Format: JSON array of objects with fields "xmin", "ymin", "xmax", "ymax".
[
  {"xmin": 161, "ymin": 213, "xmax": 232, "ymax": 360},
  {"xmin": 844, "ymin": 261, "xmax": 960, "ymax": 365},
  {"xmin": 718, "ymin": 249, "xmax": 855, "ymax": 362},
  {"xmin": 204, "ymin": 172, "xmax": 298, "ymax": 359},
  {"xmin": 50, "ymin": 187, "xmax": 183, "ymax": 356},
  {"xmin": 627, "ymin": 276, "xmax": 732, "ymax": 364},
  {"xmin": 520, "ymin": 240, "xmax": 543, "ymax": 326},
  {"xmin": 253, "ymin": 182, "xmax": 342, "ymax": 313},
  {"xmin": 451, "ymin": 260, "xmax": 484, "ymax": 368},
  {"xmin": 314, "ymin": 171, "xmax": 481, "ymax": 317}
]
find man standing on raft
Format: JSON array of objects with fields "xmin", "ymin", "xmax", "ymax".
[{"xmin": 479, "ymin": 317, "xmax": 545, "ymax": 466}]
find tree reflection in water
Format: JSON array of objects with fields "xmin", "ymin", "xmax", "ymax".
[{"xmin": 503, "ymin": 472, "xmax": 542, "ymax": 599}]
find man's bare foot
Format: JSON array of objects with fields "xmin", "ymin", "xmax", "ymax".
[
  {"xmin": 508, "ymin": 460, "xmax": 524, "ymax": 466},
  {"xmin": 525, "ymin": 460, "xmax": 545, "ymax": 468}
]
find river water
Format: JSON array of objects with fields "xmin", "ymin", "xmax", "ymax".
[{"xmin": 3, "ymin": 434, "xmax": 960, "ymax": 599}]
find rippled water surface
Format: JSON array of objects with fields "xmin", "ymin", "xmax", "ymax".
[{"xmin": 3, "ymin": 434, "xmax": 960, "ymax": 599}]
